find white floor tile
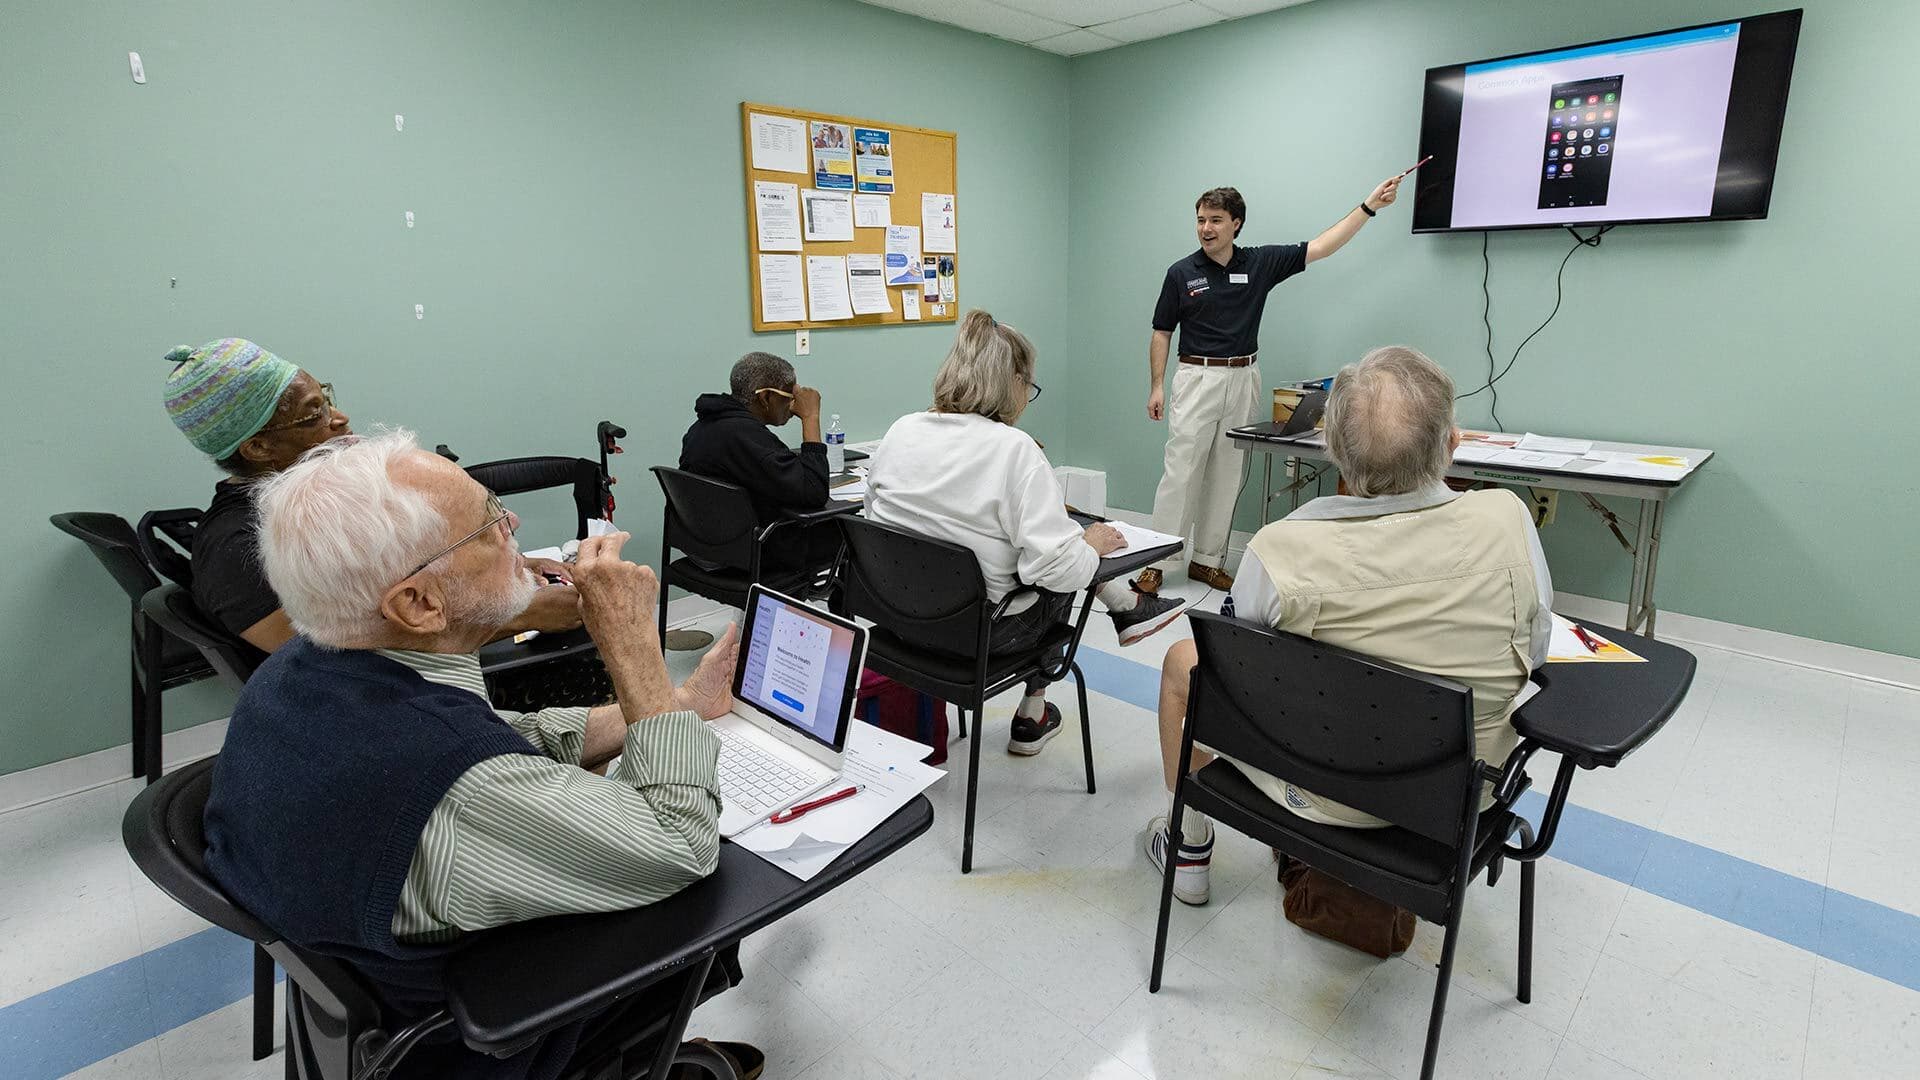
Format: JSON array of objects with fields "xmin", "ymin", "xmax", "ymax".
[
  {"xmin": 1324, "ymin": 958, "xmax": 1562, "ymax": 1080},
  {"xmin": 1825, "ymin": 747, "xmax": 1920, "ymax": 917},
  {"xmin": 1545, "ymin": 1039, "xmax": 1652, "ymax": 1080},
  {"xmin": 1401, "ymin": 908, "xmax": 1600, "ymax": 1035},
  {"xmin": 1843, "ymin": 680, "xmax": 1920, "ymax": 765},
  {"xmin": 153, "ymin": 986, "xmax": 286, "ymax": 1080},
  {"xmin": 61, "ymin": 1041, "xmax": 164, "ymax": 1080},
  {"xmin": 1089, "ymin": 954, "xmax": 1321, "ymax": 1080},
  {"xmin": 792, "ymin": 1036, "xmax": 907, "ymax": 1080},
  {"xmin": 0, "ymin": 887, "xmax": 144, "ymax": 1009},
  {"xmin": 754, "ymin": 879, "xmax": 964, "ymax": 1031},
  {"xmin": 687, "ymin": 963, "xmax": 845, "ymax": 1079},
  {"xmin": 1292, "ymin": 1038, "xmax": 1396, "ymax": 1079},
  {"xmin": 1041, "ymin": 1036, "xmax": 1153, "ymax": 1080},
  {"xmin": 1802, "ymin": 958, "xmax": 1920, "ymax": 1078},
  {"xmin": 1601, "ymin": 888, "xmax": 1816, "ymax": 1034},
  {"xmin": 1053, "ymin": 820, "xmax": 1264, "ymax": 954},
  {"xmin": 852, "ymin": 956, "xmax": 1084, "ymax": 1080},
  {"xmin": 1563, "ymin": 955, "xmax": 1803, "ymax": 1080},
  {"xmin": 1173, "ymin": 872, "xmax": 1380, "ymax": 1033}
]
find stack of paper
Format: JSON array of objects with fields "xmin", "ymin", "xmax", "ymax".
[
  {"xmin": 1517, "ymin": 433, "xmax": 1595, "ymax": 455},
  {"xmin": 1546, "ymin": 614, "xmax": 1645, "ymax": 663},
  {"xmin": 731, "ymin": 722, "xmax": 944, "ymax": 880},
  {"xmin": 1101, "ymin": 521, "xmax": 1184, "ymax": 559}
]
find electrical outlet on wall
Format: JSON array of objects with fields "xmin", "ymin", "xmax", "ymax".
[
  {"xmin": 795, "ymin": 330, "xmax": 811, "ymax": 356},
  {"xmin": 1530, "ymin": 489, "xmax": 1558, "ymax": 527}
]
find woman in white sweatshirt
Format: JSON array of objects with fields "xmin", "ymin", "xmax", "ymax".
[{"xmin": 865, "ymin": 310, "xmax": 1190, "ymax": 755}]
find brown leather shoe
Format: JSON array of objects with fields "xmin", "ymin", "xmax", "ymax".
[
  {"xmin": 1187, "ymin": 563, "xmax": 1234, "ymax": 590},
  {"xmin": 1132, "ymin": 567, "xmax": 1162, "ymax": 595}
]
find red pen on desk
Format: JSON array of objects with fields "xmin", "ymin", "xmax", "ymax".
[
  {"xmin": 769, "ymin": 785, "xmax": 863, "ymax": 824},
  {"xmin": 1570, "ymin": 625, "xmax": 1604, "ymax": 654}
]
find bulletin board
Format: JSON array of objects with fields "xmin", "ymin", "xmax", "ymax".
[{"xmin": 740, "ymin": 102, "xmax": 959, "ymax": 332}]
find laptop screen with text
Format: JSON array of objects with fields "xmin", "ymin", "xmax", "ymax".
[{"xmin": 733, "ymin": 588, "xmax": 861, "ymax": 751}]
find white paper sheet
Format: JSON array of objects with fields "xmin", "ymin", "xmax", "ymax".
[
  {"xmin": 753, "ymin": 180, "xmax": 802, "ymax": 252},
  {"xmin": 1100, "ymin": 521, "xmax": 1184, "ymax": 560},
  {"xmin": 847, "ymin": 253, "xmax": 891, "ymax": 315},
  {"xmin": 884, "ymin": 225, "xmax": 922, "ymax": 286},
  {"xmin": 805, "ymin": 255, "xmax": 853, "ymax": 321},
  {"xmin": 921, "ymin": 192, "xmax": 956, "ymax": 253},
  {"xmin": 1452, "ymin": 443, "xmax": 1507, "ymax": 464},
  {"xmin": 1516, "ymin": 433, "xmax": 1594, "ymax": 455},
  {"xmin": 901, "ymin": 290, "xmax": 921, "ymax": 320},
  {"xmin": 801, "ymin": 188, "xmax": 854, "ymax": 242},
  {"xmin": 1488, "ymin": 449, "xmax": 1576, "ymax": 469},
  {"xmin": 731, "ymin": 723, "xmax": 944, "ymax": 880},
  {"xmin": 853, "ymin": 193, "xmax": 891, "ymax": 228},
  {"xmin": 748, "ymin": 113, "xmax": 808, "ymax": 174},
  {"xmin": 758, "ymin": 254, "xmax": 806, "ymax": 323}
]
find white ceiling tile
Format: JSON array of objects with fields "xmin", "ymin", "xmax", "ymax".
[
  {"xmin": 1195, "ymin": 0, "xmax": 1316, "ymax": 18},
  {"xmin": 1093, "ymin": 2, "xmax": 1226, "ymax": 44},
  {"xmin": 1027, "ymin": 28, "xmax": 1125, "ymax": 55},
  {"xmin": 873, "ymin": 0, "xmax": 1076, "ymax": 43},
  {"xmin": 1003, "ymin": 0, "xmax": 1176, "ymax": 28}
]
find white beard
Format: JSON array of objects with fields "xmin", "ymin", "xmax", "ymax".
[{"xmin": 455, "ymin": 566, "xmax": 539, "ymax": 632}]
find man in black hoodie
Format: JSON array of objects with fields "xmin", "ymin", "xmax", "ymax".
[{"xmin": 680, "ymin": 351, "xmax": 841, "ymax": 573}]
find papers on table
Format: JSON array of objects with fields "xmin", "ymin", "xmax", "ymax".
[
  {"xmin": 1452, "ymin": 443, "xmax": 1507, "ymax": 464},
  {"xmin": 804, "ymin": 255, "xmax": 853, "ymax": 321},
  {"xmin": 748, "ymin": 113, "xmax": 809, "ymax": 174},
  {"xmin": 759, "ymin": 254, "xmax": 806, "ymax": 323},
  {"xmin": 921, "ymin": 192, "xmax": 956, "ymax": 253},
  {"xmin": 829, "ymin": 465, "xmax": 870, "ymax": 501},
  {"xmin": 800, "ymin": 188, "xmax": 854, "ymax": 242},
  {"xmin": 853, "ymin": 193, "xmax": 892, "ymax": 228},
  {"xmin": 884, "ymin": 225, "xmax": 922, "ymax": 286},
  {"xmin": 1579, "ymin": 450, "xmax": 1692, "ymax": 480},
  {"xmin": 1100, "ymin": 521, "xmax": 1184, "ymax": 560},
  {"xmin": 753, "ymin": 181, "xmax": 802, "ymax": 251},
  {"xmin": 1488, "ymin": 449, "xmax": 1577, "ymax": 470},
  {"xmin": 1547, "ymin": 614, "xmax": 1645, "ymax": 663},
  {"xmin": 731, "ymin": 722, "xmax": 944, "ymax": 880},
  {"xmin": 847, "ymin": 253, "xmax": 891, "ymax": 315},
  {"xmin": 1516, "ymin": 433, "xmax": 1594, "ymax": 455}
]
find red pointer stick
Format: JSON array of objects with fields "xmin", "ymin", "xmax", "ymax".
[{"xmin": 1397, "ymin": 154, "xmax": 1434, "ymax": 180}]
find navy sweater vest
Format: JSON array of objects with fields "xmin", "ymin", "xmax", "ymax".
[{"xmin": 203, "ymin": 638, "xmax": 575, "ymax": 1079}]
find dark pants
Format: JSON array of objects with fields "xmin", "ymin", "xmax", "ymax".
[{"xmin": 990, "ymin": 592, "xmax": 1074, "ymax": 696}]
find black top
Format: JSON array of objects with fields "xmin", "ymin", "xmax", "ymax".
[
  {"xmin": 1151, "ymin": 243, "xmax": 1308, "ymax": 358},
  {"xmin": 191, "ymin": 481, "xmax": 280, "ymax": 641},
  {"xmin": 679, "ymin": 394, "xmax": 829, "ymax": 526}
]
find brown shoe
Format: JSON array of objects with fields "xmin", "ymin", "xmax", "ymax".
[
  {"xmin": 1187, "ymin": 563, "xmax": 1234, "ymax": 590},
  {"xmin": 1132, "ymin": 567, "xmax": 1162, "ymax": 595}
]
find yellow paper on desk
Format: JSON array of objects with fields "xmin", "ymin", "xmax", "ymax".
[{"xmin": 1547, "ymin": 614, "xmax": 1645, "ymax": 663}]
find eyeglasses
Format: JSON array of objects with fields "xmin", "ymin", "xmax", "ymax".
[
  {"xmin": 1027, "ymin": 380, "xmax": 1044, "ymax": 404},
  {"xmin": 756, "ymin": 387, "xmax": 795, "ymax": 400},
  {"xmin": 400, "ymin": 491, "xmax": 512, "ymax": 582},
  {"xmin": 258, "ymin": 383, "xmax": 339, "ymax": 433}
]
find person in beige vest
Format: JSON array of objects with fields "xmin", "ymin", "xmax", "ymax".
[{"xmin": 1143, "ymin": 345, "xmax": 1553, "ymax": 905}]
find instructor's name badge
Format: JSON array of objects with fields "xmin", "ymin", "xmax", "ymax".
[{"xmin": 1228, "ymin": 273, "xmax": 1249, "ymax": 284}]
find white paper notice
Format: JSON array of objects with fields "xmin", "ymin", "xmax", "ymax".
[
  {"xmin": 805, "ymin": 255, "xmax": 853, "ymax": 321},
  {"xmin": 921, "ymin": 192, "xmax": 956, "ymax": 253},
  {"xmin": 847, "ymin": 254, "xmax": 890, "ymax": 315},
  {"xmin": 1488, "ymin": 449, "xmax": 1576, "ymax": 469},
  {"xmin": 884, "ymin": 225, "xmax": 922, "ymax": 286},
  {"xmin": 753, "ymin": 181, "xmax": 802, "ymax": 252},
  {"xmin": 1516, "ymin": 433, "xmax": 1594, "ymax": 455},
  {"xmin": 758, "ymin": 255, "xmax": 806, "ymax": 323},
  {"xmin": 901, "ymin": 290, "xmax": 921, "ymax": 320},
  {"xmin": 748, "ymin": 113, "xmax": 808, "ymax": 174},
  {"xmin": 853, "ymin": 193, "xmax": 892, "ymax": 228},
  {"xmin": 801, "ymin": 189, "xmax": 854, "ymax": 242}
]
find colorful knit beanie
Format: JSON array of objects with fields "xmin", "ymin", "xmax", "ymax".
[{"xmin": 162, "ymin": 339, "xmax": 299, "ymax": 459}]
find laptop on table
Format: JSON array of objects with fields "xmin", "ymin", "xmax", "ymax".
[{"xmin": 713, "ymin": 585, "xmax": 869, "ymax": 837}]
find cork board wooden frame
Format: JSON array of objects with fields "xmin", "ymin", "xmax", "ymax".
[{"xmin": 741, "ymin": 102, "xmax": 958, "ymax": 332}]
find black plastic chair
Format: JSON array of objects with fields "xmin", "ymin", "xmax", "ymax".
[
  {"xmin": 136, "ymin": 507, "xmax": 204, "ymax": 589},
  {"xmin": 649, "ymin": 466, "xmax": 825, "ymax": 644},
  {"xmin": 141, "ymin": 583, "xmax": 264, "ymax": 697},
  {"xmin": 835, "ymin": 515, "xmax": 1097, "ymax": 874},
  {"xmin": 122, "ymin": 756, "xmax": 742, "ymax": 1080},
  {"xmin": 50, "ymin": 512, "xmax": 217, "ymax": 783},
  {"xmin": 462, "ymin": 456, "xmax": 606, "ymax": 542},
  {"xmin": 1152, "ymin": 610, "xmax": 1536, "ymax": 1080}
]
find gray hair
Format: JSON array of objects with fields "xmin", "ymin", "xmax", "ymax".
[
  {"xmin": 253, "ymin": 428, "xmax": 447, "ymax": 647},
  {"xmin": 730, "ymin": 351, "xmax": 796, "ymax": 403},
  {"xmin": 1324, "ymin": 346, "xmax": 1456, "ymax": 498},
  {"xmin": 932, "ymin": 309, "xmax": 1034, "ymax": 423}
]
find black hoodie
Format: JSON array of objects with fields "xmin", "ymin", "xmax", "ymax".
[{"xmin": 679, "ymin": 393, "xmax": 830, "ymax": 526}]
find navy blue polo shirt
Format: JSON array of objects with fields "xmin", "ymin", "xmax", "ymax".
[{"xmin": 1151, "ymin": 243, "xmax": 1308, "ymax": 358}]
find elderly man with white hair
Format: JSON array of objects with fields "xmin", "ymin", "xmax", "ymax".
[
  {"xmin": 1142, "ymin": 346, "xmax": 1553, "ymax": 909},
  {"xmin": 201, "ymin": 429, "xmax": 763, "ymax": 1080}
]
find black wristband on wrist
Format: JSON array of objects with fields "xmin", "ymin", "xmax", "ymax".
[{"xmin": 1358, "ymin": 202, "xmax": 1377, "ymax": 218}]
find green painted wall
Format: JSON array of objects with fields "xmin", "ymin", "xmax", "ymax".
[
  {"xmin": 1, "ymin": 0, "xmax": 1070, "ymax": 774},
  {"xmin": 1066, "ymin": 0, "xmax": 1915, "ymax": 659}
]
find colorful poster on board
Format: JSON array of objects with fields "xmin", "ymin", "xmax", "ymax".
[
  {"xmin": 811, "ymin": 122, "xmax": 854, "ymax": 190},
  {"xmin": 855, "ymin": 127, "xmax": 894, "ymax": 193}
]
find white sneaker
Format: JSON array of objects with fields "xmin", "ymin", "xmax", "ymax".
[{"xmin": 1144, "ymin": 815, "xmax": 1212, "ymax": 906}]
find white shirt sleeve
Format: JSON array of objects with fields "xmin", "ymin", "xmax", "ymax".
[
  {"xmin": 1227, "ymin": 546, "xmax": 1284, "ymax": 627},
  {"xmin": 1000, "ymin": 453, "xmax": 1099, "ymax": 596},
  {"xmin": 1523, "ymin": 514, "xmax": 1554, "ymax": 671}
]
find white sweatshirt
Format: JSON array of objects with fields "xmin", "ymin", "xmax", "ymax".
[{"xmin": 864, "ymin": 411, "xmax": 1097, "ymax": 612}]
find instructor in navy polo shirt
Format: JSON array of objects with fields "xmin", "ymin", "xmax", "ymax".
[{"xmin": 1136, "ymin": 176, "xmax": 1403, "ymax": 594}]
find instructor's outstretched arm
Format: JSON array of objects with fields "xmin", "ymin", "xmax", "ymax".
[
  {"xmin": 1147, "ymin": 330, "xmax": 1172, "ymax": 420},
  {"xmin": 1306, "ymin": 176, "xmax": 1401, "ymax": 263}
]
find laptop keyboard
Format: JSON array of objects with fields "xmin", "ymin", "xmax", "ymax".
[{"xmin": 716, "ymin": 725, "xmax": 821, "ymax": 815}]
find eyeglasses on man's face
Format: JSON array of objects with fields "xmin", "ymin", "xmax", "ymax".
[
  {"xmin": 400, "ymin": 491, "xmax": 513, "ymax": 583},
  {"xmin": 259, "ymin": 383, "xmax": 339, "ymax": 433}
]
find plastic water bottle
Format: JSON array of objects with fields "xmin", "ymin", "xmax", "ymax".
[{"xmin": 825, "ymin": 414, "xmax": 846, "ymax": 473}]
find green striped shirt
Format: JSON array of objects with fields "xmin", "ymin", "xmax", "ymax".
[{"xmin": 376, "ymin": 649, "xmax": 721, "ymax": 943}]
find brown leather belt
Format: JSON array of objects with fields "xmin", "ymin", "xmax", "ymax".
[{"xmin": 1179, "ymin": 353, "xmax": 1257, "ymax": 368}]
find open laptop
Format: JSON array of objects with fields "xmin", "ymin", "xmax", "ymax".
[
  {"xmin": 1231, "ymin": 389, "xmax": 1328, "ymax": 444},
  {"xmin": 712, "ymin": 585, "xmax": 869, "ymax": 837}
]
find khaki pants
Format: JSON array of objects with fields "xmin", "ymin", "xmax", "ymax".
[{"xmin": 1150, "ymin": 362, "xmax": 1262, "ymax": 569}]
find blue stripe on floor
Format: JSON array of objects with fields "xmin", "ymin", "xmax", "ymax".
[
  {"xmin": 3, "ymin": 640, "xmax": 1916, "ymax": 1078},
  {"xmin": 0, "ymin": 926, "xmax": 276, "ymax": 1079},
  {"xmin": 1082, "ymin": 641, "xmax": 1920, "ymax": 994}
]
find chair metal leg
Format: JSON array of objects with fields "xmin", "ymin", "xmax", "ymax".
[
  {"xmin": 142, "ymin": 625, "xmax": 164, "ymax": 785},
  {"xmin": 1420, "ymin": 906, "xmax": 1467, "ymax": 1080},
  {"xmin": 957, "ymin": 711, "xmax": 967, "ymax": 739},
  {"xmin": 961, "ymin": 709, "xmax": 982, "ymax": 874},
  {"xmin": 130, "ymin": 651, "xmax": 146, "ymax": 780},
  {"xmin": 642, "ymin": 954, "xmax": 716, "ymax": 1080},
  {"xmin": 1149, "ymin": 782, "xmax": 1188, "ymax": 993},
  {"xmin": 1071, "ymin": 661, "xmax": 1095, "ymax": 795},
  {"xmin": 1518, "ymin": 856, "xmax": 1535, "ymax": 1005},
  {"xmin": 252, "ymin": 945, "xmax": 274, "ymax": 1060},
  {"xmin": 285, "ymin": 1011, "xmax": 296, "ymax": 1080}
]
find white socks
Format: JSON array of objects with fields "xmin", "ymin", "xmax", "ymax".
[
  {"xmin": 1096, "ymin": 580, "xmax": 1139, "ymax": 613},
  {"xmin": 1169, "ymin": 793, "xmax": 1213, "ymax": 847},
  {"xmin": 1015, "ymin": 691, "xmax": 1048, "ymax": 720}
]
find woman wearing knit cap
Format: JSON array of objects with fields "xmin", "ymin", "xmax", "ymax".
[{"xmin": 162, "ymin": 339, "xmax": 583, "ymax": 658}]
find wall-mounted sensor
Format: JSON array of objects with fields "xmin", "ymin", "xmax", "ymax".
[
  {"xmin": 395, "ymin": 114, "xmax": 405, "ymax": 132},
  {"xmin": 415, "ymin": 304, "xmax": 425, "ymax": 320},
  {"xmin": 405, "ymin": 211, "xmax": 415, "ymax": 228},
  {"xmin": 129, "ymin": 52, "xmax": 146, "ymax": 84}
]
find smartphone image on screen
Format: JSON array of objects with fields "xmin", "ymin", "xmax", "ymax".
[{"xmin": 1538, "ymin": 75, "xmax": 1623, "ymax": 210}]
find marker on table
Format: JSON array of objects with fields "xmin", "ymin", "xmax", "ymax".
[
  {"xmin": 1570, "ymin": 625, "xmax": 1604, "ymax": 654},
  {"xmin": 769, "ymin": 784, "xmax": 863, "ymax": 824},
  {"xmin": 1397, "ymin": 154, "xmax": 1434, "ymax": 180}
]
